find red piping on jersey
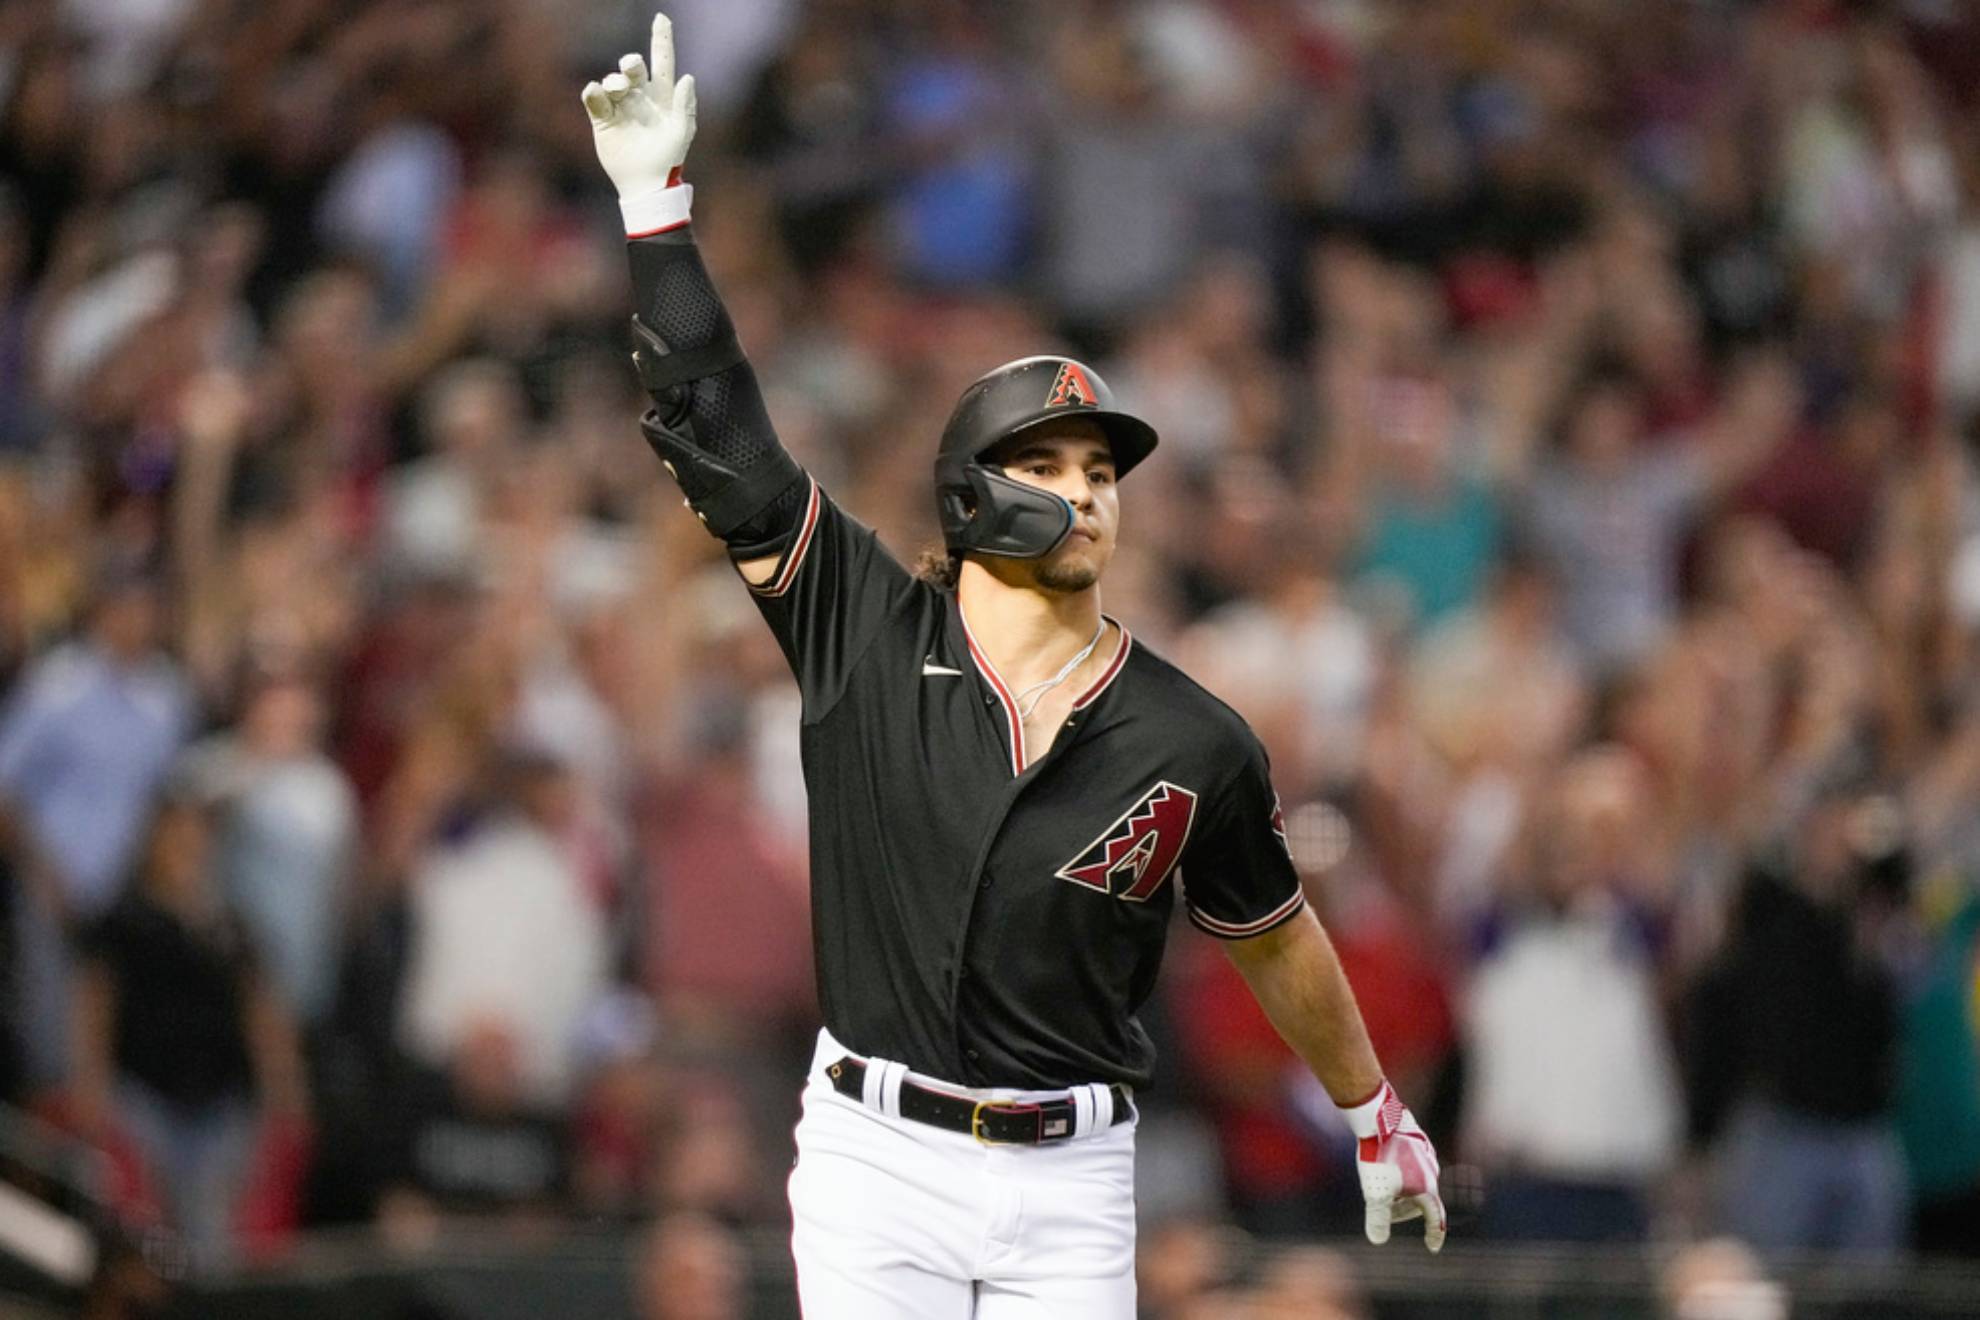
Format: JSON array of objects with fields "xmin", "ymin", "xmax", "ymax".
[
  {"xmin": 1187, "ymin": 888, "xmax": 1307, "ymax": 938},
  {"xmin": 959, "ymin": 609, "xmax": 1026, "ymax": 775},
  {"xmin": 961, "ymin": 614, "xmax": 1133, "ymax": 775},
  {"xmin": 751, "ymin": 479, "xmax": 822, "ymax": 598}
]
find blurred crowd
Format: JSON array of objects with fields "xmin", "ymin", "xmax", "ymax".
[{"xmin": 3, "ymin": 0, "xmax": 1980, "ymax": 1312}]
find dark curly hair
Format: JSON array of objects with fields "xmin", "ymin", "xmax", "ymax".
[{"xmin": 913, "ymin": 546, "xmax": 961, "ymax": 592}]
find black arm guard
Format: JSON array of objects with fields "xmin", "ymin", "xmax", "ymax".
[
  {"xmin": 628, "ymin": 229, "xmax": 808, "ymax": 550},
  {"xmin": 639, "ymin": 404, "xmax": 802, "ymax": 542}
]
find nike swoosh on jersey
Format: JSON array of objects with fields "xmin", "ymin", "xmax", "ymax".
[{"xmin": 922, "ymin": 662, "xmax": 965, "ymax": 677}]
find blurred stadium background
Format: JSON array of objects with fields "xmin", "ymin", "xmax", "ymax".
[{"xmin": 3, "ymin": 0, "xmax": 1980, "ymax": 1315}]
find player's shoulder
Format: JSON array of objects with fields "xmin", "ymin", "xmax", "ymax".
[{"xmin": 1119, "ymin": 632, "xmax": 1270, "ymax": 765}]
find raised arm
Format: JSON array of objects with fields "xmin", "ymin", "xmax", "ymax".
[{"xmin": 582, "ymin": 14, "xmax": 809, "ymax": 584}]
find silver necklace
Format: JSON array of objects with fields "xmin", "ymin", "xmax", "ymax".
[{"xmin": 1013, "ymin": 619, "xmax": 1107, "ymax": 720}]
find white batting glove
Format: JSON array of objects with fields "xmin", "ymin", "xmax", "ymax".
[
  {"xmin": 1342, "ymin": 1079, "xmax": 1446, "ymax": 1252},
  {"xmin": 581, "ymin": 12, "xmax": 698, "ymax": 237}
]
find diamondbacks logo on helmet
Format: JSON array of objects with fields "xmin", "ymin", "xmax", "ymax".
[
  {"xmin": 1045, "ymin": 361, "xmax": 1098, "ymax": 409},
  {"xmin": 1056, "ymin": 782, "xmax": 1198, "ymax": 902}
]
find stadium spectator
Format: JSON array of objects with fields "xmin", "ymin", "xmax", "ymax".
[
  {"xmin": 1462, "ymin": 748, "xmax": 1684, "ymax": 1242},
  {"xmin": 1035, "ymin": 5, "xmax": 1230, "ymax": 345},
  {"xmin": 639, "ymin": 700, "xmax": 812, "ymax": 1039},
  {"xmin": 1342, "ymin": 364, "xmax": 1504, "ymax": 632},
  {"xmin": 1522, "ymin": 354, "xmax": 1795, "ymax": 671},
  {"xmin": 181, "ymin": 660, "xmax": 358, "ymax": 1032},
  {"xmin": 879, "ymin": 5, "xmax": 1032, "ymax": 289},
  {"xmin": 1686, "ymin": 776, "xmax": 1909, "ymax": 1256},
  {"xmin": 0, "ymin": 565, "xmax": 190, "ymax": 921},
  {"xmin": 69, "ymin": 786, "xmax": 307, "ymax": 1263},
  {"xmin": 1181, "ymin": 560, "xmax": 1378, "ymax": 793},
  {"xmin": 1409, "ymin": 544, "xmax": 1586, "ymax": 778},
  {"xmin": 397, "ymin": 746, "xmax": 610, "ymax": 1106},
  {"xmin": 0, "ymin": 564, "xmax": 192, "ymax": 1083},
  {"xmin": 375, "ymin": 1018, "xmax": 570, "ymax": 1243},
  {"xmin": 383, "ymin": 358, "xmax": 530, "ymax": 584}
]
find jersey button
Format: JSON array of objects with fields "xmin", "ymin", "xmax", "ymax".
[{"xmin": 965, "ymin": 1049, "xmax": 980, "ymax": 1062}]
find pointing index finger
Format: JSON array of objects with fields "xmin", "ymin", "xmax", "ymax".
[{"xmin": 649, "ymin": 12, "xmax": 675, "ymax": 93}]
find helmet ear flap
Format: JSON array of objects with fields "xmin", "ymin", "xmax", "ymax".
[{"xmin": 941, "ymin": 466, "xmax": 1074, "ymax": 559}]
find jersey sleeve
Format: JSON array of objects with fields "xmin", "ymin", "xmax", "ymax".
[
  {"xmin": 1177, "ymin": 738, "xmax": 1307, "ymax": 940},
  {"xmin": 742, "ymin": 479, "xmax": 921, "ymax": 720}
]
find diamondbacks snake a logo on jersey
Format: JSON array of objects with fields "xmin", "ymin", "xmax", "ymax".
[
  {"xmin": 1055, "ymin": 781, "xmax": 1198, "ymax": 902},
  {"xmin": 1045, "ymin": 361, "xmax": 1098, "ymax": 409}
]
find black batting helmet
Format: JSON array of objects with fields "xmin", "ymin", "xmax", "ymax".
[{"xmin": 934, "ymin": 356, "xmax": 1158, "ymax": 559}]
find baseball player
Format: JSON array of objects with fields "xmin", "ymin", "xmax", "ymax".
[{"xmin": 582, "ymin": 15, "xmax": 1445, "ymax": 1316}]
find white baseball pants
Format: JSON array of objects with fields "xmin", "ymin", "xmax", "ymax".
[{"xmin": 788, "ymin": 1028, "xmax": 1138, "ymax": 1319}]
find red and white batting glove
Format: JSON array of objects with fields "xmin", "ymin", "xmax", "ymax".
[{"xmin": 1341, "ymin": 1079, "xmax": 1446, "ymax": 1252}]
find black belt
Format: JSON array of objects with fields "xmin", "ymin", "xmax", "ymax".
[{"xmin": 827, "ymin": 1056, "xmax": 1132, "ymax": 1146}]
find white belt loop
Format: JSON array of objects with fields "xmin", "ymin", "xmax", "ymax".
[
  {"xmin": 1090, "ymin": 1082, "xmax": 1115, "ymax": 1133},
  {"xmin": 878, "ymin": 1060, "xmax": 908, "ymax": 1120},
  {"xmin": 861, "ymin": 1058, "xmax": 886, "ymax": 1112},
  {"xmin": 1071, "ymin": 1084, "xmax": 1097, "ymax": 1138}
]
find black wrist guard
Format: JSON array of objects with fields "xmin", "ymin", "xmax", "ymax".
[
  {"xmin": 627, "ymin": 230, "xmax": 736, "ymax": 387},
  {"xmin": 630, "ymin": 314, "xmax": 745, "ymax": 398},
  {"xmin": 627, "ymin": 227, "xmax": 809, "ymax": 549}
]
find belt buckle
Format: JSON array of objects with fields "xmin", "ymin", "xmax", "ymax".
[{"xmin": 970, "ymin": 1099, "xmax": 1028, "ymax": 1146}]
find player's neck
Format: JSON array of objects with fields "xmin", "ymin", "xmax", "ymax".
[{"xmin": 956, "ymin": 563, "xmax": 1105, "ymax": 689}]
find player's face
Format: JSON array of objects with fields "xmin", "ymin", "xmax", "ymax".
[{"xmin": 993, "ymin": 426, "xmax": 1120, "ymax": 594}]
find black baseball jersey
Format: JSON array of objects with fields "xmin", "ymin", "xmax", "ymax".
[{"xmin": 742, "ymin": 478, "xmax": 1307, "ymax": 1091}]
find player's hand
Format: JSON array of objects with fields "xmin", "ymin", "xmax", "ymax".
[
  {"xmin": 581, "ymin": 12, "xmax": 697, "ymax": 205},
  {"xmin": 1343, "ymin": 1079, "xmax": 1446, "ymax": 1252}
]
